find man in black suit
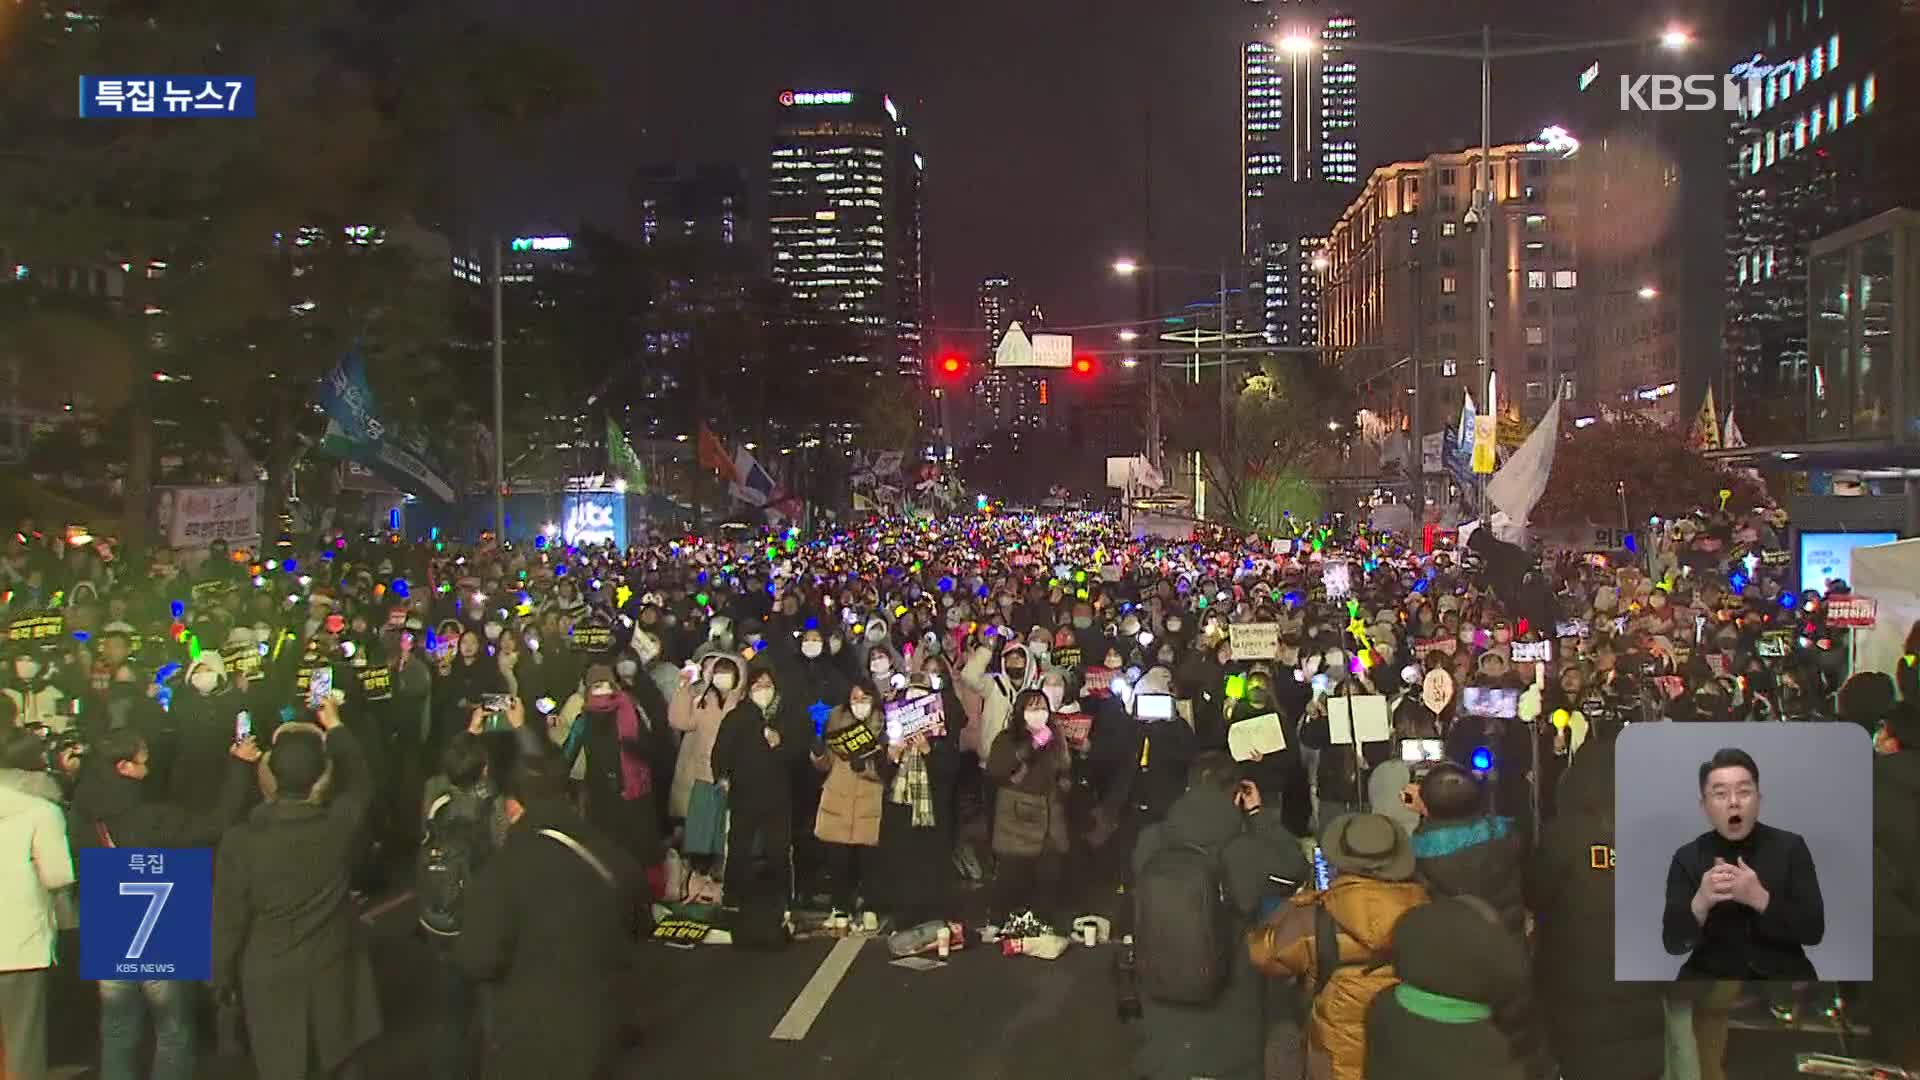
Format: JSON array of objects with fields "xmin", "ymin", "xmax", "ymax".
[{"xmin": 1662, "ymin": 747, "xmax": 1825, "ymax": 979}]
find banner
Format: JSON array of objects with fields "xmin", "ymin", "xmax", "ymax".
[
  {"xmin": 7, "ymin": 612, "xmax": 63, "ymax": 645},
  {"xmin": 1420, "ymin": 433, "xmax": 1445, "ymax": 475},
  {"xmin": 1486, "ymin": 394, "xmax": 1562, "ymax": 526},
  {"xmin": 1471, "ymin": 415, "xmax": 1499, "ymax": 474},
  {"xmin": 154, "ymin": 485, "xmax": 259, "ymax": 550},
  {"xmin": 606, "ymin": 417, "xmax": 649, "ymax": 495},
  {"xmin": 1825, "ymin": 596, "xmax": 1878, "ymax": 627},
  {"xmin": 314, "ymin": 348, "xmax": 456, "ymax": 502}
]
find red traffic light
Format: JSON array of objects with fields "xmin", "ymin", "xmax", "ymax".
[
  {"xmin": 1071, "ymin": 356, "xmax": 1094, "ymax": 376},
  {"xmin": 941, "ymin": 356, "xmax": 963, "ymax": 375}
]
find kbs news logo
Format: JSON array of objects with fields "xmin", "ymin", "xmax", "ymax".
[{"xmin": 1618, "ymin": 74, "xmax": 1762, "ymax": 112}]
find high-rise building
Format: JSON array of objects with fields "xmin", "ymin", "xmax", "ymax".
[
  {"xmin": 767, "ymin": 88, "xmax": 928, "ymax": 377},
  {"xmin": 978, "ymin": 275, "xmax": 1023, "ymax": 347},
  {"xmin": 1722, "ymin": 0, "xmax": 1914, "ymax": 443},
  {"xmin": 1243, "ymin": 1, "xmax": 1360, "ymax": 350},
  {"xmin": 1321, "ymin": 135, "xmax": 1583, "ymax": 440},
  {"xmin": 634, "ymin": 165, "xmax": 751, "ymax": 251},
  {"xmin": 1567, "ymin": 27, "xmax": 1731, "ymax": 425}
]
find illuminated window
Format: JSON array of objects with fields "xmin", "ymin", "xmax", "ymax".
[
  {"xmin": 1829, "ymin": 34, "xmax": 1839, "ymax": 71},
  {"xmin": 1766, "ymin": 131, "xmax": 1776, "ymax": 166},
  {"xmin": 1845, "ymin": 84, "xmax": 1858, "ymax": 123},
  {"xmin": 1553, "ymin": 270, "xmax": 1578, "ymax": 289},
  {"xmin": 1527, "ymin": 270, "xmax": 1548, "ymax": 290},
  {"xmin": 1811, "ymin": 105, "xmax": 1824, "ymax": 139},
  {"xmin": 1829, "ymin": 94, "xmax": 1839, "ymax": 129},
  {"xmin": 1525, "ymin": 326, "xmax": 1545, "ymax": 345},
  {"xmin": 1441, "ymin": 275, "xmax": 1458, "ymax": 294},
  {"xmin": 1813, "ymin": 45, "xmax": 1824, "ymax": 79},
  {"xmin": 1865, "ymin": 73, "xmax": 1877, "ymax": 109},
  {"xmin": 1442, "ymin": 222, "xmax": 1458, "ymax": 237},
  {"xmin": 1442, "ymin": 357, "xmax": 1458, "ymax": 377},
  {"xmin": 1795, "ymin": 117, "xmax": 1807, "ymax": 149}
]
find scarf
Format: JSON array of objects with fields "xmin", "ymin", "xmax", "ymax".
[
  {"xmin": 888, "ymin": 746, "xmax": 936, "ymax": 828},
  {"xmin": 588, "ymin": 692, "xmax": 653, "ymax": 802},
  {"xmin": 1393, "ymin": 983, "xmax": 1492, "ymax": 1024}
]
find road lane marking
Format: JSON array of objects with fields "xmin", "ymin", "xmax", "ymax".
[
  {"xmin": 359, "ymin": 888, "xmax": 414, "ymax": 924},
  {"xmin": 769, "ymin": 934, "xmax": 866, "ymax": 1041}
]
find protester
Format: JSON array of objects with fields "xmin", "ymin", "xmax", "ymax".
[
  {"xmin": 211, "ymin": 700, "xmax": 379, "ymax": 1080},
  {"xmin": 453, "ymin": 739, "xmax": 646, "ymax": 1080},
  {"xmin": 1247, "ymin": 812, "xmax": 1431, "ymax": 1080},
  {"xmin": 1131, "ymin": 751, "xmax": 1309, "ymax": 1080},
  {"xmin": 985, "ymin": 687, "xmax": 1072, "ymax": 926},
  {"xmin": 1363, "ymin": 896, "xmax": 1529, "ymax": 1080},
  {"xmin": 0, "ymin": 766, "xmax": 74, "ymax": 1080}
]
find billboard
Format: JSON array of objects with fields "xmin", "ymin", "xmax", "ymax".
[
  {"xmin": 562, "ymin": 491, "xmax": 627, "ymax": 549},
  {"xmin": 993, "ymin": 322, "xmax": 1072, "ymax": 369},
  {"xmin": 1799, "ymin": 531, "xmax": 1898, "ymax": 593}
]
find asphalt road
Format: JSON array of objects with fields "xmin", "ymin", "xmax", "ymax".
[{"xmin": 42, "ymin": 870, "xmax": 1856, "ymax": 1079}]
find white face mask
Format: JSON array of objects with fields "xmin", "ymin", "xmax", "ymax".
[
  {"xmin": 750, "ymin": 686, "xmax": 775, "ymax": 710},
  {"xmin": 850, "ymin": 701, "xmax": 873, "ymax": 720},
  {"xmin": 712, "ymin": 670, "xmax": 737, "ymax": 692},
  {"xmin": 801, "ymin": 640, "xmax": 824, "ymax": 659},
  {"xmin": 1027, "ymin": 640, "xmax": 1050, "ymax": 659},
  {"xmin": 870, "ymin": 660, "xmax": 892, "ymax": 678},
  {"xmin": 1165, "ymin": 617, "xmax": 1182, "ymax": 632},
  {"xmin": 189, "ymin": 669, "xmax": 220, "ymax": 694},
  {"xmin": 614, "ymin": 658, "xmax": 638, "ymax": 679},
  {"xmin": 1024, "ymin": 708, "xmax": 1050, "ymax": 729},
  {"xmin": 483, "ymin": 622, "xmax": 503, "ymax": 642}
]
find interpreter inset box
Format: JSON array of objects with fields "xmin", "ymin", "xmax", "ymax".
[{"xmin": 1613, "ymin": 723, "xmax": 1872, "ymax": 982}]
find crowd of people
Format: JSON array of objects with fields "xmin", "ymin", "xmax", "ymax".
[{"xmin": 0, "ymin": 505, "xmax": 1912, "ymax": 1080}]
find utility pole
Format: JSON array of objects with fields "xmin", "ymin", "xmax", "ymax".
[
  {"xmin": 1475, "ymin": 25, "xmax": 1494, "ymax": 520},
  {"xmin": 490, "ymin": 236, "xmax": 506, "ymax": 541}
]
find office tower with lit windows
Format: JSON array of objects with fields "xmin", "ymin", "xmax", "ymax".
[
  {"xmin": 768, "ymin": 89, "xmax": 928, "ymax": 376},
  {"xmin": 1243, "ymin": 1, "xmax": 1360, "ymax": 350},
  {"xmin": 1721, "ymin": 0, "xmax": 1914, "ymax": 443}
]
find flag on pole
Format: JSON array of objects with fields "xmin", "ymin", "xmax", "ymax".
[
  {"xmin": 1471, "ymin": 414, "xmax": 1499, "ymax": 474},
  {"xmin": 730, "ymin": 447, "xmax": 776, "ymax": 506},
  {"xmin": 1487, "ymin": 393, "xmax": 1563, "ymax": 525},
  {"xmin": 1723, "ymin": 407, "xmax": 1746, "ymax": 449},
  {"xmin": 697, "ymin": 425, "xmax": 735, "ymax": 482},
  {"xmin": 605, "ymin": 416, "xmax": 648, "ymax": 494},
  {"xmin": 1690, "ymin": 387, "xmax": 1721, "ymax": 450}
]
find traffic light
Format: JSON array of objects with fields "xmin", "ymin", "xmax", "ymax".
[
  {"xmin": 937, "ymin": 354, "xmax": 965, "ymax": 379},
  {"xmin": 1071, "ymin": 355, "xmax": 1095, "ymax": 377}
]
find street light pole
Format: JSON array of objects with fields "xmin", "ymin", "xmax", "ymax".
[{"xmin": 491, "ymin": 235, "xmax": 506, "ymax": 541}]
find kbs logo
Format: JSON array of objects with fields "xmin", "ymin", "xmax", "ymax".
[{"xmin": 1618, "ymin": 74, "xmax": 1761, "ymax": 112}]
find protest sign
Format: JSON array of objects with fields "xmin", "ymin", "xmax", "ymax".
[
  {"xmin": 1228, "ymin": 622, "xmax": 1279, "ymax": 662},
  {"xmin": 826, "ymin": 720, "xmax": 879, "ymax": 761},
  {"xmin": 220, "ymin": 644, "xmax": 262, "ymax": 678},
  {"xmin": 883, "ymin": 694, "xmax": 946, "ymax": 743}
]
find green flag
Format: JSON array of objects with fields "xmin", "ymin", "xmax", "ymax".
[{"xmin": 607, "ymin": 416, "xmax": 649, "ymax": 494}]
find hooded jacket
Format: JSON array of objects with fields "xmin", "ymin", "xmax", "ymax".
[
  {"xmin": 710, "ymin": 665, "xmax": 806, "ymax": 815},
  {"xmin": 1247, "ymin": 872, "xmax": 1431, "ymax": 1080},
  {"xmin": 665, "ymin": 655, "xmax": 744, "ymax": 818},
  {"xmin": 1362, "ymin": 897, "xmax": 1528, "ymax": 1080},
  {"xmin": 1132, "ymin": 785, "xmax": 1310, "ymax": 1080},
  {"xmin": 958, "ymin": 641, "xmax": 1036, "ymax": 758},
  {"xmin": 812, "ymin": 704, "xmax": 885, "ymax": 847}
]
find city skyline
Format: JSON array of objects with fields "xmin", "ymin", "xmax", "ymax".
[{"xmin": 475, "ymin": 0, "xmax": 1701, "ymax": 339}]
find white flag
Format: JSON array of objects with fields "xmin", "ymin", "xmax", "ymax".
[{"xmin": 1486, "ymin": 393, "xmax": 1563, "ymax": 526}]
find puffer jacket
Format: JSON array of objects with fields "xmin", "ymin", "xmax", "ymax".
[
  {"xmin": 1524, "ymin": 737, "xmax": 1665, "ymax": 1080},
  {"xmin": 665, "ymin": 659, "xmax": 744, "ymax": 818},
  {"xmin": 1247, "ymin": 873, "xmax": 1431, "ymax": 1080},
  {"xmin": 812, "ymin": 706, "xmax": 884, "ymax": 847}
]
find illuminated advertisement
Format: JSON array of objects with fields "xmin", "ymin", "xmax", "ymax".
[
  {"xmin": 1798, "ymin": 530, "xmax": 1897, "ymax": 593},
  {"xmin": 779, "ymin": 90, "xmax": 854, "ymax": 107},
  {"xmin": 562, "ymin": 491, "xmax": 627, "ymax": 549}
]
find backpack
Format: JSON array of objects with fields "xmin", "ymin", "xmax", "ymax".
[
  {"xmin": 416, "ymin": 791, "xmax": 494, "ymax": 937},
  {"xmin": 1133, "ymin": 841, "xmax": 1232, "ymax": 1005},
  {"xmin": 1313, "ymin": 901, "xmax": 1390, "ymax": 998}
]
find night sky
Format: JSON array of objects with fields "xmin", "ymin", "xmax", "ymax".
[{"xmin": 475, "ymin": 0, "xmax": 1705, "ymax": 348}]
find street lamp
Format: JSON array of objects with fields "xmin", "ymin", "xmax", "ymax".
[
  {"xmin": 1112, "ymin": 259, "xmax": 1141, "ymax": 276},
  {"xmin": 1283, "ymin": 23, "xmax": 1693, "ymax": 518},
  {"xmin": 1637, "ymin": 285, "xmax": 1659, "ymax": 301},
  {"xmin": 1118, "ymin": 329, "xmax": 1139, "ymax": 342}
]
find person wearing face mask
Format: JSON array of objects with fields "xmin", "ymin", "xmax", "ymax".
[
  {"xmin": 559, "ymin": 664, "xmax": 665, "ymax": 892},
  {"xmin": 165, "ymin": 652, "xmax": 264, "ymax": 816},
  {"xmin": 984, "ymin": 688, "xmax": 1073, "ymax": 928},
  {"xmin": 711, "ymin": 665, "xmax": 807, "ymax": 909},
  {"xmin": 431, "ymin": 631, "xmax": 507, "ymax": 772},
  {"xmin": 666, "ymin": 655, "xmax": 745, "ymax": 833},
  {"xmin": 810, "ymin": 681, "xmax": 887, "ymax": 922},
  {"xmin": 958, "ymin": 638, "xmax": 1037, "ymax": 772},
  {"xmin": 761, "ymin": 624, "xmax": 849, "ymax": 905},
  {"xmin": 3, "ymin": 649, "xmax": 69, "ymax": 733},
  {"xmin": 870, "ymin": 673, "xmax": 960, "ymax": 925}
]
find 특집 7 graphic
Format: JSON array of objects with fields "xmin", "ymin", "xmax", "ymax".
[{"xmin": 119, "ymin": 881, "xmax": 174, "ymax": 960}]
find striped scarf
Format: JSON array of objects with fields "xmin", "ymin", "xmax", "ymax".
[{"xmin": 888, "ymin": 747, "xmax": 936, "ymax": 828}]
